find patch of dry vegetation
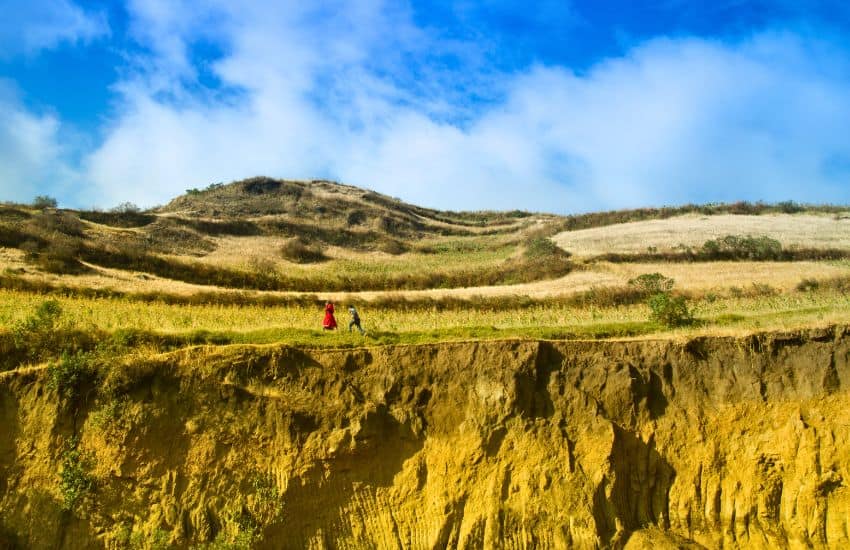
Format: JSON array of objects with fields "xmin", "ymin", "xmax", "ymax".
[{"xmin": 553, "ymin": 213, "xmax": 850, "ymax": 258}]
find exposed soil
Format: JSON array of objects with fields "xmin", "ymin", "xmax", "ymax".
[{"xmin": 2, "ymin": 327, "xmax": 850, "ymax": 548}]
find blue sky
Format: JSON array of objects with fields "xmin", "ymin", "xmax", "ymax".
[{"xmin": 1, "ymin": 1, "xmax": 849, "ymax": 213}]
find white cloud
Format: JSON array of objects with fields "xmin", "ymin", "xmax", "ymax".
[
  {"xmin": 0, "ymin": 82, "xmax": 81, "ymax": 204},
  {"xmin": 82, "ymin": 2, "xmax": 850, "ymax": 212},
  {"xmin": 0, "ymin": 0, "xmax": 108, "ymax": 57}
]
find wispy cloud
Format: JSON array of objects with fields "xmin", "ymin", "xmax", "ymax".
[
  {"xmin": 0, "ymin": 81, "xmax": 81, "ymax": 203},
  {"xmin": 0, "ymin": 0, "xmax": 109, "ymax": 58},
  {"xmin": 83, "ymin": 1, "xmax": 850, "ymax": 212}
]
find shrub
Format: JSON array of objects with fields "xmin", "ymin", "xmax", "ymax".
[
  {"xmin": 524, "ymin": 236, "xmax": 561, "ymax": 259},
  {"xmin": 13, "ymin": 300, "xmax": 66, "ymax": 361},
  {"xmin": 29, "ymin": 210, "xmax": 85, "ymax": 236},
  {"xmin": 796, "ymin": 278, "xmax": 820, "ymax": 292},
  {"xmin": 379, "ymin": 240, "xmax": 407, "ymax": 255},
  {"xmin": 280, "ymin": 237, "xmax": 327, "ymax": 263},
  {"xmin": 46, "ymin": 352, "xmax": 94, "ymax": 406},
  {"xmin": 249, "ymin": 256, "xmax": 279, "ymax": 279},
  {"xmin": 647, "ymin": 292, "xmax": 693, "ymax": 327},
  {"xmin": 88, "ymin": 396, "xmax": 131, "ymax": 434},
  {"xmin": 38, "ymin": 239, "xmax": 86, "ymax": 274},
  {"xmin": 628, "ymin": 273, "xmax": 674, "ymax": 294},
  {"xmin": 347, "ymin": 210, "xmax": 367, "ymax": 226},
  {"xmin": 32, "ymin": 195, "xmax": 58, "ymax": 209},
  {"xmin": 777, "ymin": 200, "xmax": 803, "ymax": 214},
  {"xmin": 77, "ymin": 209, "xmax": 155, "ymax": 228},
  {"xmin": 58, "ymin": 438, "xmax": 94, "ymax": 511},
  {"xmin": 110, "ymin": 202, "xmax": 140, "ymax": 214},
  {"xmin": 701, "ymin": 235, "xmax": 783, "ymax": 261}
]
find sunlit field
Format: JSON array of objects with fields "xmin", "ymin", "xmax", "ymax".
[{"xmin": 2, "ymin": 287, "xmax": 848, "ymax": 349}]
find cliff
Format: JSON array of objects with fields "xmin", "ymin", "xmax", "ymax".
[{"xmin": 1, "ymin": 327, "xmax": 850, "ymax": 549}]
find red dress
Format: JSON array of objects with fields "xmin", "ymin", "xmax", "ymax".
[{"xmin": 322, "ymin": 303, "xmax": 337, "ymax": 329}]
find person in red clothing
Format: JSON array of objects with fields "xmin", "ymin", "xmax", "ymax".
[{"xmin": 322, "ymin": 302, "xmax": 337, "ymax": 330}]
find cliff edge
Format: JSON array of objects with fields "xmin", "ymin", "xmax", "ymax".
[{"xmin": 1, "ymin": 327, "xmax": 849, "ymax": 549}]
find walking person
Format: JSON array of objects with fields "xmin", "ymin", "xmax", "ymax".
[
  {"xmin": 348, "ymin": 305, "xmax": 365, "ymax": 335},
  {"xmin": 323, "ymin": 302, "xmax": 337, "ymax": 330}
]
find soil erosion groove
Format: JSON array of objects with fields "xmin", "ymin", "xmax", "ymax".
[{"xmin": 1, "ymin": 327, "xmax": 850, "ymax": 548}]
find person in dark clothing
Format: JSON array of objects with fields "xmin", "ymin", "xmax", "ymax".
[{"xmin": 348, "ymin": 305, "xmax": 365, "ymax": 334}]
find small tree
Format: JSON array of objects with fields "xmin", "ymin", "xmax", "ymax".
[
  {"xmin": 631, "ymin": 273, "xmax": 694, "ymax": 327},
  {"xmin": 647, "ymin": 293, "xmax": 693, "ymax": 327},
  {"xmin": 32, "ymin": 195, "xmax": 58, "ymax": 209},
  {"xmin": 628, "ymin": 272, "xmax": 674, "ymax": 294},
  {"xmin": 109, "ymin": 201, "xmax": 140, "ymax": 214}
]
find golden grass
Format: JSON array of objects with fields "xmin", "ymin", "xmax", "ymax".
[
  {"xmin": 193, "ymin": 233, "xmax": 518, "ymax": 276},
  {"xmin": 553, "ymin": 213, "xmax": 850, "ymax": 257},
  {"xmin": 4, "ymin": 243, "xmax": 850, "ymax": 305},
  {"xmin": 1, "ymin": 287, "xmax": 847, "ymax": 345},
  {"xmin": 599, "ymin": 261, "xmax": 850, "ymax": 292}
]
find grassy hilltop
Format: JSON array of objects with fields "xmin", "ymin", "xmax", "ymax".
[{"xmin": 1, "ymin": 177, "xmax": 849, "ymax": 357}]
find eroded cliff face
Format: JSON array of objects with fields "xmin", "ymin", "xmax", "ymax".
[{"xmin": 1, "ymin": 327, "xmax": 850, "ymax": 549}]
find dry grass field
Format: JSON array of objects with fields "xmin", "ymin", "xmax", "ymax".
[
  {"xmin": 1, "ymin": 179, "xmax": 849, "ymax": 354},
  {"xmin": 553, "ymin": 212, "xmax": 850, "ymax": 257}
]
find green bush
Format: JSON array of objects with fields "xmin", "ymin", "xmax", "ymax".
[
  {"xmin": 777, "ymin": 200, "xmax": 803, "ymax": 214},
  {"xmin": 280, "ymin": 237, "xmax": 327, "ymax": 263},
  {"xmin": 523, "ymin": 236, "xmax": 561, "ymax": 259},
  {"xmin": 647, "ymin": 293, "xmax": 693, "ymax": 327},
  {"xmin": 796, "ymin": 278, "xmax": 820, "ymax": 292},
  {"xmin": 13, "ymin": 300, "xmax": 64, "ymax": 361},
  {"xmin": 628, "ymin": 272, "xmax": 674, "ymax": 294},
  {"xmin": 46, "ymin": 352, "xmax": 94, "ymax": 406},
  {"xmin": 59, "ymin": 438, "xmax": 94, "ymax": 511},
  {"xmin": 110, "ymin": 201, "xmax": 140, "ymax": 214},
  {"xmin": 32, "ymin": 195, "xmax": 58, "ymax": 209},
  {"xmin": 701, "ymin": 235, "xmax": 783, "ymax": 260}
]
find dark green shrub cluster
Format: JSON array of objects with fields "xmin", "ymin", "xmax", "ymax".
[
  {"xmin": 647, "ymin": 292, "xmax": 694, "ymax": 327},
  {"xmin": 110, "ymin": 202, "xmax": 140, "ymax": 214},
  {"xmin": 7, "ymin": 301, "xmax": 96, "ymax": 368},
  {"xmin": 818, "ymin": 275, "xmax": 850, "ymax": 293},
  {"xmin": 627, "ymin": 273, "xmax": 694, "ymax": 327},
  {"xmin": 173, "ymin": 218, "xmax": 261, "ymax": 236},
  {"xmin": 595, "ymin": 234, "xmax": 850, "ymax": 263},
  {"xmin": 31, "ymin": 195, "xmax": 58, "ymax": 209},
  {"xmin": 21, "ymin": 236, "xmax": 87, "ymax": 274},
  {"xmin": 777, "ymin": 200, "xmax": 804, "ymax": 214},
  {"xmin": 796, "ymin": 278, "xmax": 820, "ymax": 292},
  {"xmin": 523, "ymin": 236, "xmax": 563, "ymax": 260},
  {"xmin": 46, "ymin": 352, "xmax": 95, "ymax": 407},
  {"xmin": 378, "ymin": 240, "xmax": 407, "ymax": 255},
  {"xmin": 29, "ymin": 210, "xmax": 85, "ymax": 236},
  {"xmin": 77, "ymin": 209, "xmax": 155, "ymax": 228},
  {"xmin": 701, "ymin": 235, "xmax": 783, "ymax": 260},
  {"xmin": 628, "ymin": 272, "xmax": 674, "ymax": 294},
  {"xmin": 13, "ymin": 300, "xmax": 63, "ymax": 361},
  {"xmin": 346, "ymin": 209, "xmax": 367, "ymax": 226},
  {"xmin": 58, "ymin": 438, "xmax": 94, "ymax": 511},
  {"xmin": 280, "ymin": 237, "xmax": 327, "ymax": 263}
]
